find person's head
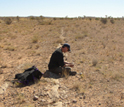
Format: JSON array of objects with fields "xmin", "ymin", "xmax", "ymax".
[{"xmin": 61, "ymin": 43, "xmax": 71, "ymax": 53}]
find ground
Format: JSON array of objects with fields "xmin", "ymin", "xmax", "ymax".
[{"xmin": 0, "ymin": 17, "xmax": 124, "ymax": 107}]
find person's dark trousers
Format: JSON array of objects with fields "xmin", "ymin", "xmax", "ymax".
[{"xmin": 49, "ymin": 67, "xmax": 71, "ymax": 75}]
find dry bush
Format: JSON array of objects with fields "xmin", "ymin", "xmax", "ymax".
[
  {"xmin": 4, "ymin": 17, "xmax": 12, "ymax": 25},
  {"xmin": 55, "ymin": 39, "xmax": 63, "ymax": 43},
  {"xmin": 16, "ymin": 16, "xmax": 20, "ymax": 22},
  {"xmin": 15, "ymin": 93, "xmax": 26, "ymax": 104},
  {"xmin": 29, "ymin": 16, "xmax": 35, "ymax": 20},
  {"xmin": 32, "ymin": 35, "xmax": 39, "ymax": 43},
  {"xmin": 110, "ymin": 19, "xmax": 115, "ymax": 24},
  {"xmin": 95, "ymin": 18, "xmax": 99, "ymax": 20},
  {"xmin": 38, "ymin": 20, "xmax": 52, "ymax": 25},
  {"xmin": 75, "ymin": 33, "xmax": 88, "ymax": 39},
  {"xmin": 92, "ymin": 59, "xmax": 98, "ymax": 66},
  {"xmin": 72, "ymin": 82, "xmax": 85, "ymax": 94},
  {"xmin": 100, "ymin": 18, "xmax": 107, "ymax": 24},
  {"xmin": 100, "ymin": 69, "xmax": 124, "ymax": 81},
  {"xmin": 4, "ymin": 46, "xmax": 16, "ymax": 51}
]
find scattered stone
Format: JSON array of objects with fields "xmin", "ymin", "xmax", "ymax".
[
  {"xmin": 83, "ymin": 95, "xmax": 86, "ymax": 99},
  {"xmin": 78, "ymin": 72, "xmax": 82, "ymax": 75},
  {"xmin": 121, "ymin": 93, "xmax": 124, "ymax": 99},
  {"xmin": 1, "ymin": 65, "xmax": 7, "ymax": 68},
  {"xmin": 48, "ymin": 85, "xmax": 59, "ymax": 99},
  {"xmin": 72, "ymin": 99, "xmax": 77, "ymax": 103},
  {"xmin": 40, "ymin": 99, "xmax": 46, "ymax": 102},
  {"xmin": 80, "ymin": 96, "xmax": 83, "ymax": 99},
  {"xmin": 33, "ymin": 95, "xmax": 39, "ymax": 101},
  {"xmin": 52, "ymin": 102, "xmax": 62, "ymax": 107},
  {"xmin": 107, "ymin": 80, "xmax": 110, "ymax": 82}
]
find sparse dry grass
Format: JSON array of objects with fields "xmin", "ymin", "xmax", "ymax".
[
  {"xmin": 72, "ymin": 82, "xmax": 85, "ymax": 94},
  {"xmin": 0, "ymin": 17, "xmax": 124, "ymax": 107},
  {"xmin": 4, "ymin": 46, "xmax": 16, "ymax": 51},
  {"xmin": 32, "ymin": 35, "xmax": 39, "ymax": 43}
]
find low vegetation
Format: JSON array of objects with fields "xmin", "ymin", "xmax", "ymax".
[{"xmin": 0, "ymin": 16, "xmax": 124, "ymax": 107}]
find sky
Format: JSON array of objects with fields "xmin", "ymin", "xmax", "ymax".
[{"xmin": 0, "ymin": 0, "xmax": 124, "ymax": 18}]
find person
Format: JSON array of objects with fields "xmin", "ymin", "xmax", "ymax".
[{"xmin": 48, "ymin": 43, "xmax": 74, "ymax": 76}]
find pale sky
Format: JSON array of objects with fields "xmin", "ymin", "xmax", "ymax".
[{"xmin": 0, "ymin": 0, "xmax": 123, "ymax": 17}]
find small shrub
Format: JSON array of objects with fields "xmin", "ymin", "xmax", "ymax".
[
  {"xmin": 37, "ymin": 20, "xmax": 52, "ymax": 25},
  {"xmin": 72, "ymin": 82, "xmax": 85, "ymax": 94},
  {"xmin": 4, "ymin": 17, "xmax": 12, "ymax": 25},
  {"xmin": 16, "ymin": 16, "xmax": 20, "ymax": 22},
  {"xmin": 100, "ymin": 18, "xmax": 107, "ymax": 24},
  {"xmin": 4, "ymin": 46, "xmax": 15, "ymax": 51},
  {"xmin": 56, "ymin": 39, "xmax": 63, "ymax": 43},
  {"xmin": 92, "ymin": 59, "xmax": 98, "ymax": 66},
  {"xmin": 110, "ymin": 19, "xmax": 114, "ymax": 24},
  {"xmin": 95, "ymin": 18, "xmax": 99, "ymax": 20},
  {"xmin": 53, "ymin": 18, "xmax": 57, "ymax": 20},
  {"xmin": 89, "ymin": 18, "xmax": 92, "ymax": 21},
  {"xmin": 75, "ymin": 33, "xmax": 88, "ymax": 39},
  {"xmin": 32, "ymin": 36, "xmax": 39, "ymax": 43},
  {"xmin": 30, "ymin": 16, "xmax": 35, "ymax": 20}
]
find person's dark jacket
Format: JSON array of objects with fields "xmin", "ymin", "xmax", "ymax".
[{"xmin": 48, "ymin": 48, "xmax": 65, "ymax": 70}]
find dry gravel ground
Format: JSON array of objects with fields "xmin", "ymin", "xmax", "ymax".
[{"xmin": 0, "ymin": 17, "xmax": 124, "ymax": 107}]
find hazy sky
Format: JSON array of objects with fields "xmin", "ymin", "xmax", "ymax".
[{"xmin": 0, "ymin": 0, "xmax": 123, "ymax": 17}]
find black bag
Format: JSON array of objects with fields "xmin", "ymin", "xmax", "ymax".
[{"xmin": 15, "ymin": 66, "xmax": 43, "ymax": 85}]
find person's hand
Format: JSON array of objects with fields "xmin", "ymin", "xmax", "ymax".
[{"xmin": 69, "ymin": 63, "xmax": 74, "ymax": 67}]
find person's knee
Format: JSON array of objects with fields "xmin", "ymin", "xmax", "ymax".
[{"xmin": 65, "ymin": 67, "xmax": 71, "ymax": 72}]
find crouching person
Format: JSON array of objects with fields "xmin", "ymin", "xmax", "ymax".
[{"xmin": 48, "ymin": 43, "xmax": 76, "ymax": 77}]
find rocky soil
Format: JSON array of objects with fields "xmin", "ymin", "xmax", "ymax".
[{"xmin": 0, "ymin": 17, "xmax": 124, "ymax": 107}]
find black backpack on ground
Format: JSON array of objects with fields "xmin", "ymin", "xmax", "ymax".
[{"xmin": 15, "ymin": 66, "xmax": 43, "ymax": 86}]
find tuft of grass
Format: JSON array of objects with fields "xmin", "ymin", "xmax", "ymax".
[
  {"xmin": 75, "ymin": 33, "xmax": 88, "ymax": 39},
  {"xmin": 62, "ymin": 68, "xmax": 70, "ymax": 79},
  {"xmin": 110, "ymin": 72, "xmax": 124, "ymax": 81},
  {"xmin": 4, "ymin": 46, "xmax": 16, "ymax": 51},
  {"xmin": 37, "ymin": 19, "xmax": 52, "ymax": 25},
  {"xmin": 72, "ymin": 82, "xmax": 85, "ymax": 94},
  {"xmin": 16, "ymin": 93, "xmax": 26, "ymax": 104},
  {"xmin": 16, "ymin": 16, "xmax": 20, "ymax": 22},
  {"xmin": 92, "ymin": 59, "xmax": 98, "ymax": 66},
  {"xmin": 32, "ymin": 35, "xmax": 39, "ymax": 43},
  {"xmin": 55, "ymin": 39, "xmax": 63, "ymax": 43}
]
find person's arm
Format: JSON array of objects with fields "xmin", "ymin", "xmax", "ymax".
[{"xmin": 64, "ymin": 61, "xmax": 74, "ymax": 67}]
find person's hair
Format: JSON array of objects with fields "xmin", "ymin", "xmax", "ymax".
[
  {"xmin": 62, "ymin": 43, "xmax": 70, "ymax": 51},
  {"xmin": 62, "ymin": 45, "xmax": 66, "ymax": 48}
]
